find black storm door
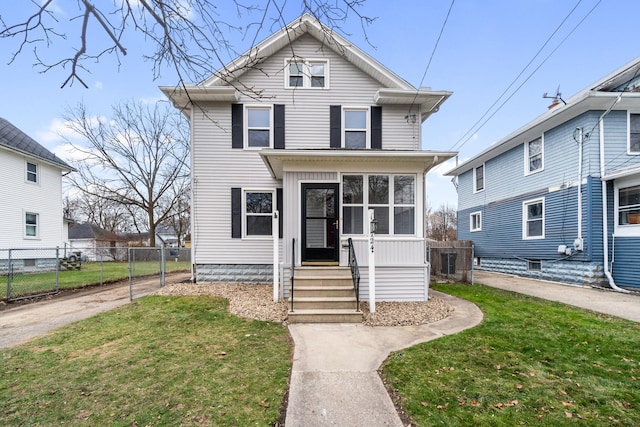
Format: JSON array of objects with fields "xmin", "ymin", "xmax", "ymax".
[{"xmin": 301, "ymin": 183, "xmax": 339, "ymax": 262}]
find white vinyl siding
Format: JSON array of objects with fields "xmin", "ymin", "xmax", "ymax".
[{"xmin": 523, "ymin": 198, "xmax": 545, "ymax": 240}]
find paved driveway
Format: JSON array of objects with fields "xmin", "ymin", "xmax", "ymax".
[
  {"xmin": 0, "ymin": 272, "xmax": 191, "ymax": 349},
  {"xmin": 473, "ymin": 270, "xmax": 640, "ymax": 322}
]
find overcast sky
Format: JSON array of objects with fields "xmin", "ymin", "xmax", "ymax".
[{"xmin": 1, "ymin": 0, "xmax": 637, "ymax": 209}]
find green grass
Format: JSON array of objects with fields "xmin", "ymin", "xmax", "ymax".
[
  {"xmin": 382, "ymin": 284, "xmax": 640, "ymax": 426},
  {"xmin": 0, "ymin": 295, "xmax": 291, "ymax": 426},
  {"xmin": 2, "ymin": 261, "xmax": 190, "ymax": 299}
]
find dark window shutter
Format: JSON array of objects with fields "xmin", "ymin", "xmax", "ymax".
[
  {"xmin": 330, "ymin": 105, "xmax": 341, "ymax": 148},
  {"xmin": 276, "ymin": 188, "xmax": 283, "ymax": 238},
  {"xmin": 274, "ymin": 104, "xmax": 285, "ymax": 149},
  {"xmin": 231, "ymin": 188, "xmax": 242, "ymax": 238},
  {"xmin": 371, "ymin": 106, "xmax": 382, "ymax": 149},
  {"xmin": 232, "ymin": 104, "xmax": 243, "ymax": 149}
]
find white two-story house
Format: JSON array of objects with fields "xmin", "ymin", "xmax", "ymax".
[
  {"xmin": 162, "ymin": 14, "xmax": 455, "ymax": 311},
  {"xmin": 0, "ymin": 117, "xmax": 73, "ymax": 250}
]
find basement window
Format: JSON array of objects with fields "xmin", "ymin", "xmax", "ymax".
[{"xmin": 527, "ymin": 260, "xmax": 542, "ymax": 272}]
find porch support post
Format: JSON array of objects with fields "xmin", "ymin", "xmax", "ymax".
[
  {"xmin": 273, "ymin": 210, "xmax": 280, "ymax": 302},
  {"xmin": 368, "ymin": 209, "xmax": 376, "ymax": 313}
]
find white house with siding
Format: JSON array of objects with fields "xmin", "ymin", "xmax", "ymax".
[
  {"xmin": 0, "ymin": 117, "xmax": 73, "ymax": 251},
  {"xmin": 162, "ymin": 14, "xmax": 455, "ymax": 318}
]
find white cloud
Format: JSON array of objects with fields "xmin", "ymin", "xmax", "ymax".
[
  {"xmin": 94, "ymin": 81, "xmax": 104, "ymax": 89},
  {"xmin": 36, "ymin": 118, "xmax": 80, "ymax": 145}
]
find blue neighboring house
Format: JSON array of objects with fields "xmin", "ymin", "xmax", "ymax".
[{"xmin": 446, "ymin": 57, "xmax": 640, "ymax": 290}]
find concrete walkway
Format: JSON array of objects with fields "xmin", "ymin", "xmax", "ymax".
[
  {"xmin": 285, "ymin": 291, "xmax": 484, "ymax": 427},
  {"xmin": 473, "ymin": 270, "xmax": 640, "ymax": 323}
]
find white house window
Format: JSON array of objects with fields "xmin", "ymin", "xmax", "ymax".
[
  {"xmin": 473, "ymin": 164, "xmax": 484, "ymax": 192},
  {"xmin": 26, "ymin": 161, "xmax": 38, "ymax": 183},
  {"xmin": 629, "ymin": 113, "xmax": 640, "ymax": 154},
  {"xmin": 523, "ymin": 198, "xmax": 544, "ymax": 239},
  {"xmin": 245, "ymin": 191, "xmax": 273, "ymax": 236},
  {"xmin": 618, "ymin": 185, "xmax": 640, "ymax": 226},
  {"xmin": 526, "ymin": 136, "xmax": 544, "ymax": 174},
  {"xmin": 286, "ymin": 59, "xmax": 328, "ymax": 89},
  {"xmin": 342, "ymin": 174, "xmax": 416, "ymax": 235},
  {"xmin": 246, "ymin": 107, "xmax": 272, "ymax": 148},
  {"xmin": 470, "ymin": 211, "xmax": 482, "ymax": 232},
  {"xmin": 344, "ymin": 108, "xmax": 368, "ymax": 149},
  {"xmin": 25, "ymin": 212, "xmax": 39, "ymax": 238}
]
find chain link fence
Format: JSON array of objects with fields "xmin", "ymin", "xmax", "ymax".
[
  {"xmin": 427, "ymin": 241, "xmax": 475, "ymax": 283},
  {"xmin": 1, "ymin": 246, "xmax": 191, "ymax": 302}
]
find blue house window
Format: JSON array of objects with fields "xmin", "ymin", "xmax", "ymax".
[
  {"xmin": 525, "ymin": 136, "xmax": 543, "ymax": 174},
  {"xmin": 470, "ymin": 211, "xmax": 482, "ymax": 232},
  {"xmin": 473, "ymin": 164, "xmax": 484, "ymax": 192},
  {"xmin": 523, "ymin": 198, "xmax": 544, "ymax": 239},
  {"xmin": 618, "ymin": 185, "xmax": 640, "ymax": 226},
  {"xmin": 629, "ymin": 113, "xmax": 640, "ymax": 154}
]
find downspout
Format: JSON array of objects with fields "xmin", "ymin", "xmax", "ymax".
[{"xmin": 599, "ymin": 117, "xmax": 630, "ymax": 293}]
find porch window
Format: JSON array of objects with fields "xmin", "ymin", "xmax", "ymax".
[
  {"xmin": 629, "ymin": 113, "xmax": 640, "ymax": 154},
  {"xmin": 245, "ymin": 191, "xmax": 273, "ymax": 236},
  {"xmin": 342, "ymin": 174, "xmax": 416, "ymax": 236},
  {"xmin": 525, "ymin": 136, "xmax": 544, "ymax": 174},
  {"xmin": 618, "ymin": 185, "xmax": 640, "ymax": 226},
  {"xmin": 523, "ymin": 198, "xmax": 544, "ymax": 239},
  {"xmin": 246, "ymin": 107, "xmax": 271, "ymax": 148}
]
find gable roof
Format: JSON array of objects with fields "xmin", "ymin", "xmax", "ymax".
[
  {"xmin": 68, "ymin": 223, "xmax": 120, "ymax": 241},
  {"xmin": 446, "ymin": 56, "xmax": 640, "ymax": 177},
  {"xmin": 0, "ymin": 117, "xmax": 73, "ymax": 172},
  {"xmin": 160, "ymin": 14, "xmax": 451, "ymax": 122}
]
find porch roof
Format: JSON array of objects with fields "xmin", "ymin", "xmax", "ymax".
[{"xmin": 259, "ymin": 149, "xmax": 456, "ymax": 179}]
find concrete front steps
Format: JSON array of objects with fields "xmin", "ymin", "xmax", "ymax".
[{"xmin": 287, "ymin": 266, "xmax": 363, "ymax": 323}]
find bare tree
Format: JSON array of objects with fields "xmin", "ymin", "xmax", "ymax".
[
  {"xmin": 64, "ymin": 100, "xmax": 190, "ymax": 247},
  {"xmin": 64, "ymin": 192, "xmax": 134, "ymax": 233},
  {"xmin": 0, "ymin": 1, "xmax": 373, "ymax": 89},
  {"xmin": 426, "ymin": 204, "xmax": 457, "ymax": 241},
  {"xmin": 160, "ymin": 187, "xmax": 191, "ymax": 247}
]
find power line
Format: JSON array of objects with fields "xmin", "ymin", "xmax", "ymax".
[
  {"xmin": 449, "ymin": 0, "xmax": 601, "ymax": 152},
  {"xmin": 409, "ymin": 0, "xmax": 456, "ymax": 114}
]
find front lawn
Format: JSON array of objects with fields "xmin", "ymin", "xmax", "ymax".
[
  {"xmin": 382, "ymin": 284, "xmax": 640, "ymax": 426},
  {"xmin": 0, "ymin": 295, "xmax": 291, "ymax": 426}
]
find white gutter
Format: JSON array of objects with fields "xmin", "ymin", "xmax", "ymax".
[{"xmin": 599, "ymin": 116, "xmax": 631, "ymax": 293}]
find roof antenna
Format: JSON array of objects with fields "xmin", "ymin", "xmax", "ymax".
[{"xmin": 543, "ymin": 85, "xmax": 566, "ymax": 106}]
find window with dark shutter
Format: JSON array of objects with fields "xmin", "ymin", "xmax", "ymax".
[
  {"xmin": 274, "ymin": 104, "xmax": 285, "ymax": 149},
  {"xmin": 231, "ymin": 188, "xmax": 242, "ymax": 238},
  {"xmin": 232, "ymin": 104, "xmax": 243, "ymax": 149},
  {"xmin": 330, "ymin": 105, "xmax": 341, "ymax": 148}
]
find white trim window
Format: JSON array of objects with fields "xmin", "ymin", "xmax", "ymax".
[
  {"xmin": 26, "ymin": 161, "xmax": 38, "ymax": 183},
  {"xmin": 470, "ymin": 211, "xmax": 482, "ymax": 232},
  {"xmin": 525, "ymin": 136, "xmax": 544, "ymax": 174},
  {"xmin": 343, "ymin": 108, "xmax": 369, "ymax": 149},
  {"xmin": 245, "ymin": 106, "xmax": 272, "ymax": 148},
  {"xmin": 25, "ymin": 212, "xmax": 39, "ymax": 238},
  {"xmin": 523, "ymin": 198, "xmax": 545, "ymax": 240},
  {"xmin": 244, "ymin": 190, "xmax": 274, "ymax": 237},
  {"xmin": 616, "ymin": 184, "xmax": 640, "ymax": 234},
  {"xmin": 473, "ymin": 164, "xmax": 484, "ymax": 193},
  {"xmin": 341, "ymin": 174, "xmax": 416, "ymax": 236},
  {"xmin": 628, "ymin": 112, "xmax": 640, "ymax": 154},
  {"xmin": 285, "ymin": 59, "xmax": 328, "ymax": 89}
]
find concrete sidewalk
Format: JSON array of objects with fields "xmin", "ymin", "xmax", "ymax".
[
  {"xmin": 473, "ymin": 270, "xmax": 640, "ymax": 323},
  {"xmin": 284, "ymin": 291, "xmax": 484, "ymax": 427}
]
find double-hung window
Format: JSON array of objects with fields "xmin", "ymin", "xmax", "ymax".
[
  {"xmin": 525, "ymin": 136, "xmax": 544, "ymax": 174},
  {"xmin": 342, "ymin": 174, "xmax": 416, "ymax": 235},
  {"xmin": 286, "ymin": 59, "xmax": 328, "ymax": 88},
  {"xmin": 470, "ymin": 211, "xmax": 482, "ymax": 232},
  {"xmin": 344, "ymin": 108, "xmax": 368, "ymax": 149},
  {"xmin": 246, "ymin": 107, "xmax": 272, "ymax": 148},
  {"xmin": 523, "ymin": 198, "xmax": 544, "ymax": 239},
  {"xmin": 618, "ymin": 185, "xmax": 640, "ymax": 227},
  {"xmin": 629, "ymin": 113, "xmax": 640, "ymax": 154},
  {"xmin": 245, "ymin": 191, "xmax": 273, "ymax": 236},
  {"xmin": 473, "ymin": 164, "xmax": 484, "ymax": 192},
  {"xmin": 25, "ymin": 212, "xmax": 38, "ymax": 238},
  {"xmin": 26, "ymin": 161, "xmax": 38, "ymax": 183}
]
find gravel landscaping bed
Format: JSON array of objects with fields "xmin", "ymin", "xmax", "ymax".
[{"xmin": 156, "ymin": 283, "xmax": 454, "ymax": 326}]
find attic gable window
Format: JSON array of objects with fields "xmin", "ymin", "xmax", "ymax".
[
  {"xmin": 285, "ymin": 59, "xmax": 328, "ymax": 89},
  {"xmin": 629, "ymin": 113, "xmax": 640, "ymax": 154},
  {"xmin": 525, "ymin": 136, "xmax": 544, "ymax": 174}
]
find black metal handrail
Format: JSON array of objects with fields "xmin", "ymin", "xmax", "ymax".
[
  {"xmin": 290, "ymin": 238, "xmax": 295, "ymax": 312},
  {"xmin": 347, "ymin": 238, "xmax": 360, "ymax": 311}
]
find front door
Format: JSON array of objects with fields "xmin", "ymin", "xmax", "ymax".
[{"xmin": 301, "ymin": 183, "xmax": 339, "ymax": 263}]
